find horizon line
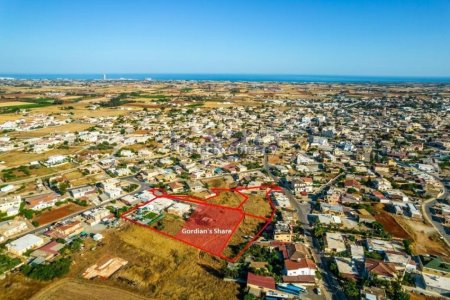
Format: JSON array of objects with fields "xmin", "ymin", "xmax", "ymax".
[{"xmin": 1, "ymin": 72, "xmax": 450, "ymax": 78}]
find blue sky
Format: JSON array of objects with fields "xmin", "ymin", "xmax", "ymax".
[{"xmin": 1, "ymin": 0, "xmax": 449, "ymax": 76}]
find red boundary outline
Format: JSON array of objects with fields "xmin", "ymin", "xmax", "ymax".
[{"xmin": 120, "ymin": 184, "xmax": 281, "ymax": 262}]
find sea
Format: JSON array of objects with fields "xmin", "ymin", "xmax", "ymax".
[{"xmin": 1, "ymin": 73, "xmax": 450, "ymax": 83}]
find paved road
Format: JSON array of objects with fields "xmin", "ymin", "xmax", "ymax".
[
  {"xmin": 421, "ymin": 176, "xmax": 450, "ymax": 247},
  {"xmin": 263, "ymin": 150, "xmax": 347, "ymax": 300}
]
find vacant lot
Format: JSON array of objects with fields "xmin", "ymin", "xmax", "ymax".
[
  {"xmin": 0, "ymin": 148, "xmax": 81, "ymax": 168},
  {"xmin": 71, "ymin": 224, "xmax": 239, "ymax": 299},
  {"xmin": 373, "ymin": 205, "xmax": 411, "ymax": 239},
  {"xmin": 241, "ymin": 191, "xmax": 273, "ymax": 218},
  {"xmin": 151, "ymin": 213, "xmax": 186, "ymax": 235},
  {"xmin": 33, "ymin": 203, "xmax": 87, "ymax": 226},
  {"xmin": 0, "ymin": 101, "xmax": 30, "ymax": 107},
  {"xmin": 0, "ymin": 273, "xmax": 48, "ymax": 300},
  {"xmin": 208, "ymin": 191, "xmax": 244, "ymax": 207},
  {"xmin": 202, "ymin": 175, "xmax": 234, "ymax": 188},
  {"xmin": 10, "ymin": 123, "xmax": 92, "ymax": 138},
  {"xmin": 31, "ymin": 279, "xmax": 149, "ymax": 300},
  {"xmin": 1, "ymin": 224, "xmax": 240, "ymax": 300},
  {"xmin": 396, "ymin": 217, "xmax": 450, "ymax": 257},
  {"xmin": 222, "ymin": 216, "xmax": 265, "ymax": 259}
]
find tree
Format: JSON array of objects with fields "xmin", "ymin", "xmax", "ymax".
[
  {"xmin": 58, "ymin": 182, "xmax": 69, "ymax": 195},
  {"xmin": 403, "ymin": 239, "xmax": 413, "ymax": 255},
  {"xmin": 21, "ymin": 257, "xmax": 72, "ymax": 281},
  {"xmin": 342, "ymin": 279, "xmax": 359, "ymax": 298},
  {"xmin": 389, "ymin": 281, "xmax": 410, "ymax": 300}
]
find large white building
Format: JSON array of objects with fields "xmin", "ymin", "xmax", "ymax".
[{"xmin": 6, "ymin": 234, "xmax": 45, "ymax": 255}]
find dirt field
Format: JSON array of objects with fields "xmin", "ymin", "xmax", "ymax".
[
  {"xmin": 33, "ymin": 203, "xmax": 87, "ymax": 226},
  {"xmin": 10, "ymin": 124, "xmax": 92, "ymax": 138},
  {"xmin": 71, "ymin": 224, "xmax": 240, "ymax": 299},
  {"xmin": 31, "ymin": 279, "xmax": 149, "ymax": 300},
  {"xmin": 373, "ymin": 205, "xmax": 411, "ymax": 239},
  {"xmin": 0, "ymin": 101, "xmax": 30, "ymax": 107},
  {"xmin": 202, "ymin": 175, "xmax": 234, "ymax": 188},
  {"xmin": 268, "ymin": 154, "xmax": 283, "ymax": 164},
  {"xmin": 241, "ymin": 191, "xmax": 273, "ymax": 218},
  {"xmin": 208, "ymin": 191, "xmax": 244, "ymax": 207},
  {"xmin": 0, "ymin": 148, "xmax": 82, "ymax": 167},
  {"xmin": 222, "ymin": 216, "xmax": 265, "ymax": 258},
  {"xmin": 396, "ymin": 217, "xmax": 450, "ymax": 257},
  {"xmin": 0, "ymin": 273, "xmax": 48, "ymax": 300},
  {"xmin": 151, "ymin": 213, "xmax": 186, "ymax": 235},
  {"xmin": 1, "ymin": 224, "xmax": 240, "ymax": 300}
]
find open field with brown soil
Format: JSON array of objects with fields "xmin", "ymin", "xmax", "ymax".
[
  {"xmin": 1, "ymin": 224, "xmax": 240, "ymax": 300},
  {"xmin": 241, "ymin": 191, "xmax": 273, "ymax": 218},
  {"xmin": 268, "ymin": 154, "xmax": 283, "ymax": 164},
  {"xmin": 0, "ymin": 273, "xmax": 49, "ymax": 300},
  {"xmin": 30, "ymin": 279, "xmax": 149, "ymax": 300},
  {"xmin": 1, "ymin": 163, "xmax": 79, "ymax": 182},
  {"xmin": 0, "ymin": 149, "xmax": 82, "ymax": 168},
  {"xmin": 69, "ymin": 173, "xmax": 107, "ymax": 187},
  {"xmin": 33, "ymin": 203, "xmax": 87, "ymax": 226},
  {"xmin": 202, "ymin": 175, "xmax": 234, "ymax": 188},
  {"xmin": 222, "ymin": 216, "xmax": 265, "ymax": 258},
  {"xmin": 395, "ymin": 217, "xmax": 450, "ymax": 257},
  {"xmin": 373, "ymin": 204, "xmax": 411, "ymax": 239},
  {"xmin": 208, "ymin": 191, "xmax": 244, "ymax": 207},
  {"xmin": 10, "ymin": 124, "xmax": 92, "ymax": 138},
  {"xmin": 74, "ymin": 225, "xmax": 239, "ymax": 299},
  {"xmin": 151, "ymin": 213, "xmax": 186, "ymax": 235},
  {"xmin": 0, "ymin": 101, "xmax": 30, "ymax": 107}
]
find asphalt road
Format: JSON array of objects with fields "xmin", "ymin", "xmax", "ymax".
[
  {"xmin": 263, "ymin": 151, "xmax": 347, "ymax": 300},
  {"xmin": 422, "ymin": 179, "xmax": 450, "ymax": 247}
]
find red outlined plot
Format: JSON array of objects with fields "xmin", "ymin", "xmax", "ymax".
[{"xmin": 121, "ymin": 184, "xmax": 280, "ymax": 262}]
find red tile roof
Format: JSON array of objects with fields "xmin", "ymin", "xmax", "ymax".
[
  {"xmin": 282, "ymin": 275, "xmax": 315, "ymax": 284},
  {"xmin": 247, "ymin": 272, "xmax": 276, "ymax": 290},
  {"xmin": 365, "ymin": 258, "xmax": 397, "ymax": 278},
  {"xmin": 284, "ymin": 258, "xmax": 317, "ymax": 270},
  {"xmin": 26, "ymin": 192, "xmax": 58, "ymax": 206}
]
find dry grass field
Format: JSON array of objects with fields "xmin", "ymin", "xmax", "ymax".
[
  {"xmin": 31, "ymin": 279, "xmax": 149, "ymax": 300},
  {"xmin": 395, "ymin": 217, "xmax": 450, "ymax": 257},
  {"xmin": 222, "ymin": 216, "xmax": 265, "ymax": 258},
  {"xmin": 0, "ymin": 273, "xmax": 48, "ymax": 300},
  {"xmin": 10, "ymin": 124, "xmax": 92, "ymax": 138},
  {"xmin": 202, "ymin": 175, "xmax": 234, "ymax": 188},
  {"xmin": 0, "ymin": 149, "xmax": 81, "ymax": 167},
  {"xmin": 151, "ymin": 213, "xmax": 186, "ymax": 235},
  {"xmin": 0, "ymin": 101, "xmax": 30, "ymax": 107},
  {"xmin": 208, "ymin": 191, "xmax": 244, "ymax": 207},
  {"xmin": 0, "ymin": 224, "xmax": 240, "ymax": 300},
  {"xmin": 241, "ymin": 191, "xmax": 273, "ymax": 218},
  {"xmin": 70, "ymin": 224, "xmax": 240, "ymax": 300}
]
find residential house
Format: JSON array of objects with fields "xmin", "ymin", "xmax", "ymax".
[
  {"xmin": 26, "ymin": 193, "xmax": 58, "ymax": 211},
  {"xmin": 283, "ymin": 258, "xmax": 316, "ymax": 276},
  {"xmin": 0, "ymin": 220, "xmax": 28, "ymax": 242},
  {"xmin": 364, "ymin": 258, "xmax": 398, "ymax": 281},
  {"xmin": 335, "ymin": 257, "xmax": 360, "ymax": 281},
  {"xmin": 325, "ymin": 232, "xmax": 346, "ymax": 253},
  {"xmin": 246, "ymin": 272, "xmax": 277, "ymax": 298},
  {"xmin": 0, "ymin": 195, "xmax": 21, "ymax": 216}
]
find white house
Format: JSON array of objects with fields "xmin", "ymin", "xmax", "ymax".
[
  {"xmin": 0, "ymin": 196, "xmax": 21, "ymax": 216},
  {"xmin": 284, "ymin": 258, "xmax": 317, "ymax": 276},
  {"xmin": 45, "ymin": 155, "xmax": 67, "ymax": 166}
]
